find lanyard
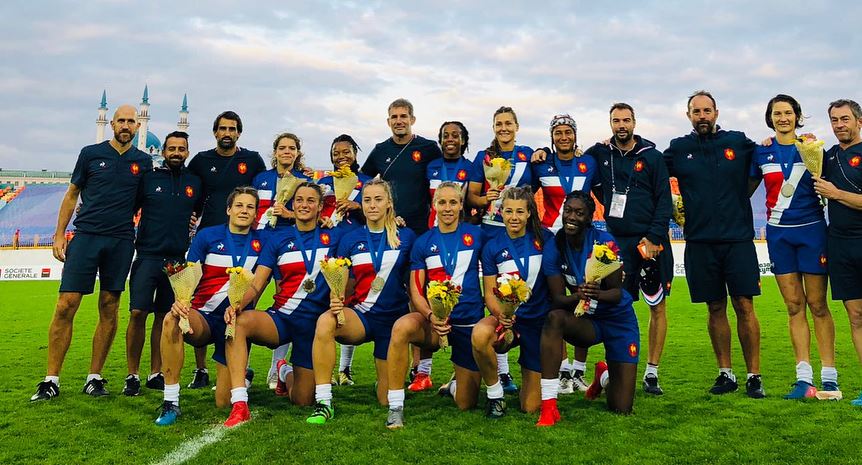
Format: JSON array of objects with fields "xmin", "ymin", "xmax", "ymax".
[
  {"xmin": 292, "ymin": 226, "xmax": 320, "ymax": 275},
  {"xmin": 553, "ymin": 154, "xmax": 577, "ymax": 193},
  {"xmin": 609, "ymin": 146, "xmax": 637, "ymax": 194},
  {"xmin": 364, "ymin": 226, "xmax": 388, "ymax": 273},
  {"xmin": 224, "ymin": 225, "xmax": 252, "ymax": 268},
  {"xmin": 380, "ymin": 135, "xmax": 415, "ymax": 180},
  {"xmin": 504, "ymin": 232, "xmax": 531, "ymax": 279},
  {"xmin": 435, "ymin": 225, "xmax": 461, "ymax": 277}
]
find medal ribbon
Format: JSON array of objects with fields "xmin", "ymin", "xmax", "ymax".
[
  {"xmin": 553, "ymin": 154, "xmax": 577, "ymax": 193},
  {"xmin": 224, "ymin": 225, "xmax": 252, "ymax": 268},
  {"xmin": 504, "ymin": 232, "xmax": 531, "ymax": 280},
  {"xmin": 435, "ymin": 225, "xmax": 461, "ymax": 277},
  {"xmin": 364, "ymin": 226, "xmax": 388, "ymax": 274},
  {"xmin": 292, "ymin": 226, "xmax": 320, "ymax": 275}
]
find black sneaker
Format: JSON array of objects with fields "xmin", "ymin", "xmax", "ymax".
[
  {"xmin": 746, "ymin": 375, "xmax": 766, "ymax": 399},
  {"xmin": 643, "ymin": 374, "xmax": 664, "ymax": 395},
  {"xmin": 30, "ymin": 380, "xmax": 59, "ymax": 402},
  {"xmin": 187, "ymin": 369, "xmax": 210, "ymax": 389},
  {"xmin": 245, "ymin": 368, "xmax": 255, "ymax": 387},
  {"xmin": 145, "ymin": 373, "xmax": 165, "ymax": 390},
  {"xmin": 499, "ymin": 373, "xmax": 519, "ymax": 394},
  {"xmin": 123, "ymin": 375, "xmax": 141, "ymax": 396},
  {"xmin": 408, "ymin": 366, "xmax": 418, "ymax": 383},
  {"xmin": 709, "ymin": 373, "xmax": 738, "ymax": 395},
  {"xmin": 83, "ymin": 378, "xmax": 109, "ymax": 397},
  {"xmin": 485, "ymin": 398, "xmax": 506, "ymax": 419}
]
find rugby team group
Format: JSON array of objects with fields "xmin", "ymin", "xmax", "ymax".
[{"xmin": 26, "ymin": 91, "xmax": 862, "ymax": 429}]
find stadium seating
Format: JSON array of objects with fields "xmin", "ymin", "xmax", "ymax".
[{"xmin": 0, "ymin": 184, "xmax": 69, "ymax": 247}]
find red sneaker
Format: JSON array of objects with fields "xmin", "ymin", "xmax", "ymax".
[
  {"xmin": 224, "ymin": 401, "xmax": 250, "ymax": 427},
  {"xmin": 536, "ymin": 399, "xmax": 561, "ymax": 427},
  {"xmin": 585, "ymin": 361, "xmax": 608, "ymax": 401},
  {"xmin": 275, "ymin": 359, "xmax": 289, "ymax": 397},
  {"xmin": 408, "ymin": 373, "xmax": 433, "ymax": 392}
]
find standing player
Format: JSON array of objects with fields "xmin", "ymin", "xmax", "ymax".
[
  {"xmin": 385, "ymin": 182, "xmax": 484, "ymax": 429},
  {"xmin": 306, "ymin": 180, "xmax": 416, "ymax": 425},
  {"xmin": 252, "ymin": 132, "xmax": 312, "ymax": 230},
  {"xmin": 426, "ymin": 122, "xmax": 473, "ymax": 228},
  {"xmin": 750, "ymin": 95, "xmax": 838, "ymax": 399},
  {"xmin": 813, "ymin": 99, "xmax": 862, "ymax": 406},
  {"xmin": 471, "ymin": 187, "xmax": 554, "ymax": 418},
  {"xmin": 587, "ymin": 103, "xmax": 673, "ymax": 395},
  {"xmin": 154, "ymin": 187, "xmax": 263, "ymax": 425},
  {"xmin": 123, "ymin": 131, "xmax": 202, "ymax": 396},
  {"xmin": 663, "ymin": 91, "xmax": 765, "ymax": 398},
  {"xmin": 31, "ymin": 105, "xmax": 153, "ymax": 401}
]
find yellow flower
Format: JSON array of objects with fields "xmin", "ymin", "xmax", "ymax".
[
  {"xmin": 490, "ymin": 157, "xmax": 512, "ymax": 171},
  {"xmin": 329, "ymin": 166, "xmax": 355, "ymax": 178},
  {"xmin": 593, "ymin": 244, "xmax": 617, "ymax": 263},
  {"xmin": 514, "ymin": 282, "xmax": 531, "ymax": 302},
  {"xmin": 498, "ymin": 283, "xmax": 512, "ymax": 296}
]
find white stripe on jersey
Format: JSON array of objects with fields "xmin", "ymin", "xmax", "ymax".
[
  {"xmin": 768, "ymin": 164, "xmax": 807, "ymax": 225},
  {"xmin": 275, "ymin": 247, "xmax": 328, "ymax": 315},
  {"xmin": 203, "ymin": 255, "xmax": 258, "ymax": 268},
  {"xmin": 354, "ymin": 249, "xmax": 400, "ymax": 313},
  {"xmin": 199, "ymin": 256, "xmax": 258, "ymax": 313},
  {"xmin": 424, "ymin": 249, "xmax": 474, "ymax": 287},
  {"xmin": 496, "ymin": 254, "xmax": 542, "ymax": 289}
]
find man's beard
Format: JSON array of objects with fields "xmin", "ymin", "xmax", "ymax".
[{"xmin": 218, "ymin": 138, "xmax": 236, "ymax": 150}]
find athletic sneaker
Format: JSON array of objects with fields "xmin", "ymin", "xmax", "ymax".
[
  {"xmin": 123, "ymin": 375, "xmax": 141, "ymax": 397},
  {"xmin": 30, "ymin": 380, "xmax": 59, "ymax": 402},
  {"xmin": 536, "ymin": 399, "xmax": 561, "ymax": 427},
  {"xmin": 187, "ymin": 369, "xmax": 209, "ymax": 389},
  {"xmin": 783, "ymin": 380, "xmax": 816, "ymax": 400},
  {"xmin": 267, "ymin": 371, "xmax": 279, "ymax": 390},
  {"xmin": 485, "ymin": 398, "xmax": 506, "ymax": 419},
  {"xmin": 306, "ymin": 402, "xmax": 334, "ymax": 425},
  {"xmin": 438, "ymin": 373, "xmax": 455, "ymax": 398},
  {"xmin": 337, "ymin": 368, "xmax": 355, "ymax": 386},
  {"xmin": 559, "ymin": 371, "xmax": 574, "ymax": 395},
  {"xmin": 224, "ymin": 401, "xmax": 250, "ymax": 427},
  {"xmin": 145, "ymin": 373, "xmax": 165, "ymax": 391},
  {"xmin": 850, "ymin": 390, "xmax": 862, "ymax": 407},
  {"xmin": 275, "ymin": 360, "xmax": 290, "ymax": 397},
  {"xmin": 154, "ymin": 401, "xmax": 180, "ymax": 426},
  {"xmin": 816, "ymin": 381, "xmax": 843, "ymax": 401},
  {"xmin": 643, "ymin": 374, "xmax": 664, "ymax": 395},
  {"xmin": 572, "ymin": 370, "xmax": 589, "ymax": 393},
  {"xmin": 500, "ymin": 373, "xmax": 518, "ymax": 394},
  {"xmin": 83, "ymin": 378, "xmax": 109, "ymax": 397},
  {"xmin": 585, "ymin": 361, "xmax": 608, "ymax": 401},
  {"xmin": 408, "ymin": 366, "xmax": 418, "ymax": 383},
  {"xmin": 245, "ymin": 368, "xmax": 255, "ymax": 388},
  {"xmin": 745, "ymin": 375, "xmax": 766, "ymax": 399},
  {"xmin": 709, "ymin": 373, "xmax": 738, "ymax": 395},
  {"xmin": 408, "ymin": 373, "xmax": 432, "ymax": 392},
  {"xmin": 386, "ymin": 407, "xmax": 404, "ymax": 429}
]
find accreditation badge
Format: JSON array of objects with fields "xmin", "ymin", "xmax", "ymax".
[{"xmin": 609, "ymin": 192, "xmax": 628, "ymax": 218}]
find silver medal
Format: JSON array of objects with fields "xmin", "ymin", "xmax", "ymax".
[
  {"xmin": 780, "ymin": 182, "xmax": 795, "ymax": 198},
  {"xmin": 371, "ymin": 276, "xmax": 385, "ymax": 292}
]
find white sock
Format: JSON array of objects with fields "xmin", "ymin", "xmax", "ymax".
[
  {"xmin": 449, "ymin": 380, "xmax": 457, "ymax": 397},
  {"xmin": 600, "ymin": 370, "xmax": 609, "ymax": 388},
  {"xmin": 387, "ymin": 389, "xmax": 405, "ymax": 409},
  {"xmin": 644, "ymin": 364, "xmax": 659, "ymax": 379},
  {"xmin": 795, "ymin": 361, "xmax": 814, "ymax": 385},
  {"xmin": 129, "ymin": 373, "xmax": 140, "ymax": 380},
  {"xmin": 269, "ymin": 343, "xmax": 291, "ymax": 378},
  {"xmin": 198, "ymin": 368, "xmax": 208, "ymax": 374},
  {"xmin": 571, "ymin": 360, "xmax": 587, "ymax": 373},
  {"xmin": 417, "ymin": 358, "xmax": 433, "ymax": 376},
  {"xmin": 164, "ymin": 383, "xmax": 180, "ymax": 405},
  {"xmin": 315, "ymin": 383, "xmax": 333, "ymax": 406},
  {"xmin": 496, "ymin": 353, "xmax": 510, "ymax": 375},
  {"xmin": 230, "ymin": 387, "xmax": 248, "ymax": 404},
  {"xmin": 86, "ymin": 373, "xmax": 102, "ymax": 383},
  {"xmin": 560, "ymin": 359, "xmax": 572, "ymax": 374},
  {"xmin": 339, "ymin": 345, "xmax": 356, "ymax": 372},
  {"xmin": 747, "ymin": 373, "xmax": 758, "ymax": 380},
  {"xmin": 486, "ymin": 381, "xmax": 504, "ymax": 400},
  {"xmin": 821, "ymin": 366, "xmax": 838, "ymax": 384},
  {"xmin": 147, "ymin": 372, "xmax": 161, "ymax": 381},
  {"xmin": 45, "ymin": 375, "xmax": 59, "ymax": 386},
  {"xmin": 279, "ymin": 362, "xmax": 293, "ymax": 383},
  {"xmin": 719, "ymin": 368, "xmax": 736, "ymax": 382},
  {"xmin": 541, "ymin": 378, "xmax": 559, "ymax": 401}
]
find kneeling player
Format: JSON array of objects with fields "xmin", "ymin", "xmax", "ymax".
[
  {"xmin": 537, "ymin": 192, "xmax": 639, "ymax": 426},
  {"xmin": 154, "ymin": 187, "xmax": 262, "ymax": 426}
]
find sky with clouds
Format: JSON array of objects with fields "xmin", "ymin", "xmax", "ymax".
[{"xmin": 2, "ymin": 0, "xmax": 860, "ymax": 171}]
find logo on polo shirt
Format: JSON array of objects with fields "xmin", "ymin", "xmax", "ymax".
[
  {"xmin": 457, "ymin": 169, "xmax": 467, "ymax": 181},
  {"xmin": 724, "ymin": 148, "xmax": 735, "ymax": 161},
  {"xmin": 628, "ymin": 343, "xmax": 638, "ymax": 358},
  {"xmin": 155, "ymin": 186, "xmax": 162, "ymax": 193},
  {"xmin": 320, "ymin": 232, "xmax": 331, "ymax": 246},
  {"xmin": 99, "ymin": 161, "xmax": 106, "ymax": 168},
  {"xmin": 851, "ymin": 156, "xmax": 861, "ymax": 168},
  {"xmin": 412, "ymin": 151, "xmax": 422, "ymax": 162},
  {"xmin": 238, "ymin": 162, "xmax": 248, "ymax": 174},
  {"xmin": 634, "ymin": 160, "xmax": 644, "ymax": 172},
  {"xmin": 462, "ymin": 233, "xmax": 474, "ymax": 247},
  {"xmin": 251, "ymin": 239, "xmax": 262, "ymax": 252},
  {"xmin": 578, "ymin": 162, "xmax": 588, "ymax": 173},
  {"xmin": 185, "ymin": 186, "xmax": 194, "ymax": 198},
  {"xmin": 820, "ymin": 254, "xmax": 827, "ymax": 267},
  {"xmin": 130, "ymin": 162, "xmax": 140, "ymax": 175}
]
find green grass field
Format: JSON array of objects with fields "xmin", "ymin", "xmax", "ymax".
[{"xmin": 1, "ymin": 278, "xmax": 861, "ymax": 465}]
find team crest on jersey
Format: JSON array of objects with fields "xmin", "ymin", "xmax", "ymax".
[
  {"xmin": 412, "ymin": 150, "xmax": 422, "ymax": 162},
  {"xmin": 724, "ymin": 148, "xmax": 735, "ymax": 161},
  {"xmin": 356, "ymin": 180, "xmax": 364, "ymax": 190},
  {"xmin": 851, "ymin": 156, "xmax": 861, "ymax": 168},
  {"xmin": 533, "ymin": 238, "xmax": 542, "ymax": 251},
  {"xmin": 820, "ymin": 254, "xmax": 827, "ymax": 267},
  {"xmin": 634, "ymin": 160, "xmax": 644, "ymax": 172},
  {"xmin": 462, "ymin": 233, "xmax": 474, "ymax": 247},
  {"xmin": 185, "ymin": 186, "xmax": 194, "ymax": 198},
  {"xmin": 320, "ymin": 232, "xmax": 331, "ymax": 246},
  {"xmin": 251, "ymin": 239, "xmax": 262, "ymax": 252},
  {"xmin": 130, "ymin": 162, "xmax": 140, "ymax": 175},
  {"xmin": 578, "ymin": 162, "xmax": 588, "ymax": 173},
  {"xmin": 238, "ymin": 162, "xmax": 248, "ymax": 174},
  {"xmin": 457, "ymin": 169, "xmax": 468, "ymax": 181},
  {"xmin": 517, "ymin": 151, "xmax": 526, "ymax": 161},
  {"xmin": 628, "ymin": 343, "xmax": 638, "ymax": 358}
]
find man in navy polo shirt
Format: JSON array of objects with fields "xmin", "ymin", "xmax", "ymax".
[
  {"xmin": 123, "ymin": 131, "xmax": 203, "ymax": 396},
  {"xmin": 663, "ymin": 91, "xmax": 765, "ymax": 399},
  {"xmin": 813, "ymin": 99, "xmax": 862, "ymax": 407},
  {"xmin": 31, "ymin": 104, "xmax": 153, "ymax": 401}
]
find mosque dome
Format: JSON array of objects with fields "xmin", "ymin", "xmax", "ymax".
[{"xmin": 131, "ymin": 130, "xmax": 162, "ymax": 155}]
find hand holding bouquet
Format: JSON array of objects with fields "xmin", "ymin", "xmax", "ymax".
[
  {"xmin": 577, "ymin": 243, "xmax": 622, "ymax": 316},
  {"xmin": 492, "ymin": 273, "xmax": 531, "ymax": 347},
  {"xmin": 267, "ymin": 173, "xmax": 304, "ymax": 227},
  {"xmin": 225, "ymin": 266, "xmax": 254, "ymax": 338},
  {"xmin": 164, "ymin": 261, "xmax": 203, "ymax": 334},
  {"xmin": 795, "ymin": 134, "xmax": 825, "ymax": 178},
  {"xmin": 483, "ymin": 156, "xmax": 512, "ymax": 218},
  {"xmin": 320, "ymin": 256, "xmax": 352, "ymax": 327},
  {"xmin": 426, "ymin": 280, "xmax": 462, "ymax": 349},
  {"xmin": 329, "ymin": 166, "xmax": 359, "ymax": 225}
]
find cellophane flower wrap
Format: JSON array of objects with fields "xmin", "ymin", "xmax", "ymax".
[
  {"xmin": 164, "ymin": 261, "xmax": 203, "ymax": 334},
  {"xmin": 492, "ymin": 273, "xmax": 530, "ymax": 345},
  {"xmin": 320, "ymin": 256, "xmax": 352, "ymax": 326},
  {"xmin": 225, "ymin": 266, "xmax": 254, "ymax": 338},
  {"xmin": 267, "ymin": 173, "xmax": 304, "ymax": 227},
  {"xmin": 329, "ymin": 166, "xmax": 359, "ymax": 224},
  {"xmin": 483, "ymin": 156, "xmax": 512, "ymax": 218},
  {"xmin": 577, "ymin": 243, "xmax": 622, "ymax": 316},
  {"xmin": 794, "ymin": 134, "xmax": 825, "ymax": 178},
  {"xmin": 426, "ymin": 280, "xmax": 462, "ymax": 349}
]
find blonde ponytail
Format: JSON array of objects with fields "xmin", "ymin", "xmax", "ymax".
[{"xmin": 363, "ymin": 179, "xmax": 401, "ymax": 249}]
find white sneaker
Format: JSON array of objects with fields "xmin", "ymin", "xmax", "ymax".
[
  {"xmin": 572, "ymin": 371, "xmax": 589, "ymax": 393},
  {"xmin": 267, "ymin": 372, "xmax": 278, "ymax": 390},
  {"xmin": 559, "ymin": 375, "xmax": 574, "ymax": 395}
]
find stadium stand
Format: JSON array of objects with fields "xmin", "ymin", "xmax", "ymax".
[{"xmin": 0, "ymin": 184, "xmax": 70, "ymax": 247}]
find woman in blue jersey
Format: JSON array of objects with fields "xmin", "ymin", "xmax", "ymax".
[
  {"xmin": 536, "ymin": 191, "xmax": 639, "ymax": 426},
  {"xmin": 384, "ymin": 182, "xmax": 484, "ymax": 429},
  {"xmin": 252, "ymin": 132, "xmax": 312, "ymax": 230},
  {"xmin": 221, "ymin": 182, "xmax": 341, "ymax": 427},
  {"xmin": 471, "ymin": 186, "xmax": 553, "ymax": 418},
  {"xmin": 426, "ymin": 122, "xmax": 473, "ymax": 228},
  {"xmin": 306, "ymin": 179, "xmax": 416, "ymax": 425}
]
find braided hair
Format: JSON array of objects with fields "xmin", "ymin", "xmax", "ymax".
[
  {"xmin": 330, "ymin": 134, "xmax": 362, "ymax": 173},
  {"xmin": 553, "ymin": 190, "xmax": 596, "ymax": 255},
  {"xmin": 437, "ymin": 121, "xmax": 470, "ymax": 155}
]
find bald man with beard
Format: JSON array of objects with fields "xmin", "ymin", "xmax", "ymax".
[{"xmin": 31, "ymin": 105, "xmax": 154, "ymax": 401}]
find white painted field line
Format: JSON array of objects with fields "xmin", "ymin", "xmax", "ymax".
[{"xmin": 152, "ymin": 410, "xmax": 257, "ymax": 465}]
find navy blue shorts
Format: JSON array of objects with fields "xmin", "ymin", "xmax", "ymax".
[
  {"xmin": 827, "ymin": 234, "xmax": 862, "ymax": 301},
  {"xmin": 266, "ymin": 309, "xmax": 318, "ymax": 370},
  {"xmin": 355, "ymin": 311, "xmax": 403, "ymax": 361},
  {"xmin": 448, "ymin": 324, "xmax": 479, "ymax": 372},
  {"xmin": 199, "ymin": 311, "xmax": 227, "ymax": 365},
  {"xmin": 505, "ymin": 316, "xmax": 545, "ymax": 373},
  {"xmin": 59, "ymin": 233, "xmax": 134, "ymax": 294},
  {"xmin": 683, "ymin": 241, "xmax": 761, "ymax": 303},
  {"xmin": 129, "ymin": 257, "xmax": 177, "ymax": 313},
  {"xmin": 766, "ymin": 222, "xmax": 827, "ymax": 275},
  {"xmin": 589, "ymin": 310, "xmax": 640, "ymax": 364}
]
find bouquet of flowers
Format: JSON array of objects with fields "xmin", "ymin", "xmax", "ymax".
[
  {"xmin": 493, "ymin": 273, "xmax": 531, "ymax": 347},
  {"xmin": 267, "ymin": 173, "xmax": 304, "ymax": 227},
  {"xmin": 483, "ymin": 157, "xmax": 512, "ymax": 218},
  {"xmin": 426, "ymin": 280, "xmax": 462, "ymax": 349},
  {"xmin": 163, "ymin": 261, "xmax": 203, "ymax": 334},
  {"xmin": 225, "ymin": 266, "xmax": 254, "ymax": 338},
  {"xmin": 577, "ymin": 243, "xmax": 622, "ymax": 316},
  {"xmin": 320, "ymin": 256, "xmax": 352, "ymax": 327},
  {"xmin": 795, "ymin": 134, "xmax": 825, "ymax": 178},
  {"xmin": 329, "ymin": 166, "xmax": 359, "ymax": 224}
]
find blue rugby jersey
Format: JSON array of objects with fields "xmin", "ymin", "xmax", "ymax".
[
  {"xmin": 750, "ymin": 139, "xmax": 824, "ymax": 226},
  {"xmin": 480, "ymin": 228, "xmax": 553, "ymax": 321}
]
